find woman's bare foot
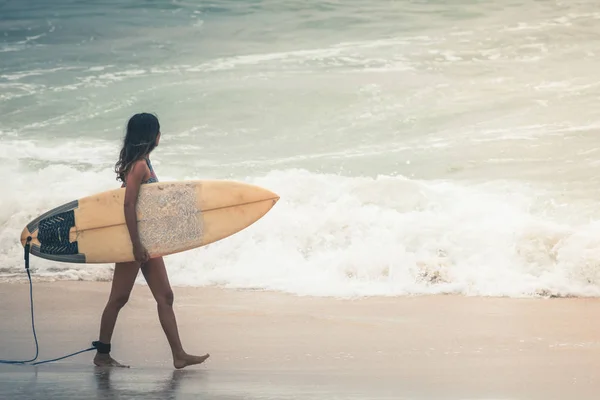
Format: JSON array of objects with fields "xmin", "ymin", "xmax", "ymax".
[
  {"xmin": 93, "ymin": 353, "xmax": 130, "ymax": 368},
  {"xmin": 173, "ymin": 353, "xmax": 210, "ymax": 369}
]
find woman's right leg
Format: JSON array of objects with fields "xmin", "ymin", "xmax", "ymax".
[{"xmin": 94, "ymin": 261, "xmax": 140, "ymax": 367}]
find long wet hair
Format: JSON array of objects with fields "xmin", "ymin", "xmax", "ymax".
[{"xmin": 115, "ymin": 112, "xmax": 161, "ymax": 183}]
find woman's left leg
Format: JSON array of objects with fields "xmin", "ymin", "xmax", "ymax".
[{"xmin": 141, "ymin": 256, "xmax": 209, "ymax": 369}]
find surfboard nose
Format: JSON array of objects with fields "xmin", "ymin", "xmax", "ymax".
[
  {"xmin": 196, "ymin": 180, "xmax": 280, "ymax": 210},
  {"xmin": 265, "ymin": 188, "xmax": 280, "ymax": 203},
  {"xmin": 256, "ymin": 186, "xmax": 279, "ymax": 208}
]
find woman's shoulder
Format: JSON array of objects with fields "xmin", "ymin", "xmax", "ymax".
[
  {"xmin": 125, "ymin": 159, "xmax": 151, "ymax": 180},
  {"xmin": 131, "ymin": 158, "xmax": 149, "ymax": 168}
]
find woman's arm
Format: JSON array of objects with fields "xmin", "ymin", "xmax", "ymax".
[{"xmin": 123, "ymin": 160, "xmax": 150, "ymax": 263}]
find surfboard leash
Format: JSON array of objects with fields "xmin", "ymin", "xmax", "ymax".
[{"xmin": 0, "ymin": 237, "xmax": 98, "ymax": 366}]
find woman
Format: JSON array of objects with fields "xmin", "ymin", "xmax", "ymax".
[{"xmin": 93, "ymin": 112, "xmax": 209, "ymax": 369}]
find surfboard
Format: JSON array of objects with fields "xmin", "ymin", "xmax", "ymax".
[{"xmin": 20, "ymin": 180, "xmax": 279, "ymax": 264}]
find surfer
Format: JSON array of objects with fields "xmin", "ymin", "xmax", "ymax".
[{"xmin": 93, "ymin": 112, "xmax": 210, "ymax": 369}]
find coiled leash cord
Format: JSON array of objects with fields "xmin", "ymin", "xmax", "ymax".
[{"xmin": 0, "ymin": 237, "xmax": 99, "ymax": 366}]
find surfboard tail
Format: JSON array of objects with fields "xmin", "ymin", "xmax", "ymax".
[{"xmin": 20, "ymin": 200, "xmax": 86, "ymax": 263}]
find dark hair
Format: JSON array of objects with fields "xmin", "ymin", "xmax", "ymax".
[{"xmin": 115, "ymin": 112, "xmax": 161, "ymax": 182}]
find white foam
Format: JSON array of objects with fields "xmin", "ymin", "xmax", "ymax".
[
  {"xmin": 159, "ymin": 169, "xmax": 600, "ymax": 298},
  {"xmin": 0, "ymin": 67, "xmax": 81, "ymax": 81},
  {"xmin": 3, "ymin": 165, "xmax": 600, "ymax": 298},
  {"xmin": 0, "ymin": 138, "xmax": 117, "ymax": 164}
]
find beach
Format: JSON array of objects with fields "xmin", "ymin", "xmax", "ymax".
[
  {"xmin": 2, "ymin": 280, "xmax": 600, "ymax": 399},
  {"xmin": 4, "ymin": 0, "xmax": 600, "ymax": 398}
]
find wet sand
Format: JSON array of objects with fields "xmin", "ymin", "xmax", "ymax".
[{"xmin": 1, "ymin": 281, "xmax": 600, "ymax": 399}]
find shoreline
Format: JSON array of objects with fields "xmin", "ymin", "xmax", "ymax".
[{"xmin": 2, "ymin": 274, "xmax": 596, "ymax": 300}]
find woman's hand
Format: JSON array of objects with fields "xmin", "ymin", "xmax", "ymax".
[{"xmin": 133, "ymin": 242, "xmax": 150, "ymax": 263}]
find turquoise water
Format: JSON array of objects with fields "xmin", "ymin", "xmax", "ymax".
[{"xmin": 2, "ymin": 0, "xmax": 600, "ymax": 297}]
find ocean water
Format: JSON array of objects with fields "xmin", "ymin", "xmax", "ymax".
[{"xmin": 2, "ymin": 0, "xmax": 600, "ymax": 297}]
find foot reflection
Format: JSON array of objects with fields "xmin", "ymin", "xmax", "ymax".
[{"xmin": 93, "ymin": 366, "xmax": 203, "ymax": 400}]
